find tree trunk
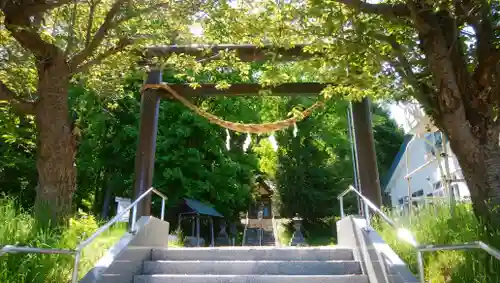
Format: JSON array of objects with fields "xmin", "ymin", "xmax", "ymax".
[
  {"xmin": 92, "ymin": 168, "xmax": 103, "ymax": 216},
  {"xmin": 413, "ymin": 10, "xmax": 500, "ymax": 234},
  {"xmin": 34, "ymin": 55, "xmax": 77, "ymax": 226},
  {"xmin": 445, "ymin": 125, "xmax": 500, "ymax": 232},
  {"xmin": 101, "ymin": 171, "xmax": 114, "ymax": 219}
]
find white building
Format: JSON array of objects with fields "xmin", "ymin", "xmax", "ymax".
[{"xmin": 383, "ymin": 104, "xmax": 470, "ymax": 211}]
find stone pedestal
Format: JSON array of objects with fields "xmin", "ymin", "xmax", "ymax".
[
  {"xmin": 215, "ymin": 221, "xmax": 231, "ymax": 246},
  {"xmin": 290, "ymin": 214, "xmax": 308, "ymax": 246}
]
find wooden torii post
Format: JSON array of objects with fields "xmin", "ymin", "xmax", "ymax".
[{"xmin": 133, "ymin": 44, "xmax": 382, "ymax": 219}]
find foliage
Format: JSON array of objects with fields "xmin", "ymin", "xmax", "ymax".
[
  {"xmin": 0, "ymin": 115, "xmax": 37, "ymax": 209},
  {"xmin": 373, "ymin": 204, "xmax": 500, "ymax": 283},
  {"xmin": 372, "ymin": 105, "xmax": 406, "ymax": 178},
  {"xmin": 278, "ymin": 222, "xmax": 292, "ymax": 247},
  {"xmin": 0, "ymin": 0, "xmax": 409, "ymax": 232},
  {"xmin": 186, "ymin": 0, "xmax": 500, "ymax": 230},
  {"xmin": 277, "ymin": 217, "xmax": 338, "ymax": 247},
  {"xmin": 71, "ymin": 73, "xmax": 260, "ymax": 220},
  {"xmin": 0, "ymin": 0, "xmax": 215, "ymax": 224},
  {"xmin": 274, "ymin": 97, "xmax": 403, "ymax": 222},
  {"xmin": 169, "ymin": 226, "xmax": 185, "ymax": 247},
  {"xmin": 0, "ymin": 197, "xmax": 125, "ymax": 283},
  {"xmin": 153, "ymin": 97, "xmax": 258, "ymax": 220},
  {"xmin": 0, "ymin": 0, "xmax": 204, "ymax": 97}
]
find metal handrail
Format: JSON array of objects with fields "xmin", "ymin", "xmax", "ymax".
[
  {"xmin": 418, "ymin": 241, "xmax": 500, "ymax": 259},
  {"xmin": 338, "ymin": 185, "xmax": 398, "ymax": 230},
  {"xmin": 0, "ymin": 246, "xmax": 75, "ymax": 257},
  {"xmin": 0, "ymin": 187, "xmax": 167, "ymax": 283},
  {"xmin": 338, "ymin": 185, "xmax": 500, "ymax": 283}
]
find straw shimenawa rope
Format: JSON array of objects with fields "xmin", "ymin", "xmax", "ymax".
[{"xmin": 142, "ymin": 83, "xmax": 324, "ymax": 134}]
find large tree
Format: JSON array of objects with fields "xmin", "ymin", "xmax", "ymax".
[
  {"xmin": 197, "ymin": 0, "xmax": 500, "ymax": 230},
  {"xmin": 321, "ymin": 0, "xmax": 500, "ymax": 230},
  {"xmin": 0, "ymin": 0, "xmax": 202, "ymax": 224}
]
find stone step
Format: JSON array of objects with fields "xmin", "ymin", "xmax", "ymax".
[
  {"xmin": 245, "ymin": 243, "xmax": 276, "ymax": 247},
  {"xmin": 142, "ymin": 260, "xmax": 362, "ymax": 275},
  {"xmin": 152, "ymin": 247, "xmax": 354, "ymax": 261},
  {"xmin": 134, "ymin": 274, "xmax": 369, "ymax": 283}
]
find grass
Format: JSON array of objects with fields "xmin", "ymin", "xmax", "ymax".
[
  {"xmin": 0, "ymin": 197, "xmax": 126, "ymax": 283},
  {"xmin": 168, "ymin": 227, "xmax": 185, "ymax": 247},
  {"xmin": 373, "ymin": 203, "xmax": 500, "ymax": 283}
]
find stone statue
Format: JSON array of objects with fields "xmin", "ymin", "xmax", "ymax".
[{"xmin": 215, "ymin": 220, "xmax": 231, "ymax": 246}]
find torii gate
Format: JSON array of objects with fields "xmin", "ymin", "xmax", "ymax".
[{"xmin": 133, "ymin": 44, "xmax": 382, "ymax": 218}]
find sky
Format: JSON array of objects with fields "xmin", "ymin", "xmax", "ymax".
[{"xmin": 388, "ymin": 104, "xmax": 408, "ymax": 132}]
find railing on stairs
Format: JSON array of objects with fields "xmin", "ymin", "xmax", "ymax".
[
  {"xmin": 0, "ymin": 187, "xmax": 167, "ymax": 283},
  {"xmin": 259, "ymin": 217, "xmax": 263, "ymax": 246},
  {"xmin": 338, "ymin": 185, "xmax": 500, "ymax": 283}
]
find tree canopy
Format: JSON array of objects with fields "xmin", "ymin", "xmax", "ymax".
[
  {"xmin": 187, "ymin": 0, "xmax": 500, "ymax": 231},
  {"xmin": 0, "ymin": 67, "xmax": 403, "ymax": 223},
  {"xmin": 7, "ymin": 0, "xmax": 491, "ymax": 230}
]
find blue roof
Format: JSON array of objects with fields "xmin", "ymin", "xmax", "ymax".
[
  {"xmin": 381, "ymin": 134, "xmax": 413, "ymax": 191},
  {"xmin": 184, "ymin": 198, "xmax": 224, "ymax": 217}
]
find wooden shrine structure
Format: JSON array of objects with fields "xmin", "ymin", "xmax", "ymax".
[{"xmin": 133, "ymin": 44, "xmax": 382, "ymax": 219}]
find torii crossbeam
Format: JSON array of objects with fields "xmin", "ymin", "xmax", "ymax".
[{"xmin": 133, "ymin": 44, "xmax": 382, "ymax": 218}]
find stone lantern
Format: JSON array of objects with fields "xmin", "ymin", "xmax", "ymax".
[{"xmin": 290, "ymin": 213, "xmax": 307, "ymax": 246}]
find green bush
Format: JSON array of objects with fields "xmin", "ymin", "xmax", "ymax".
[
  {"xmin": 0, "ymin": 197, "xmax": 125, "ymax": 283},
  {"xmin": 278, "ymin": 221, "xmax": 292, "ymax": 246},
  {"xmin": 373, "ymin": 203, "xmax": 500, "ymax": 283},
  {"xmin": 303, "ymin": 218, "xmax": 337, "ymax": 247},
  {"xmin": 169, "ymin": 227, "xmax": 185, "ymax": 247}
]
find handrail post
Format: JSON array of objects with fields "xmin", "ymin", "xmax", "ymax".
[
  {"xmin": 417, "ymin": 250, "xmax": 425, "ymax": 283},
  {"xmin": 339, "ymin": 197, "xmax": 345, "ymax": 218},
  {"xmin": 71, "ymin": 251, "xmax": 81, "ymax": 283},
  {"xmin": 364, "ymin": 200, "xmax": 370, "ymax": 227},
  {"xmin": 161, "ymin": 198, "xmax": 166, "ymax": 221},
  {"xmin": 130, "ymin": 204, "xmax": 138, "ymax": 233}
]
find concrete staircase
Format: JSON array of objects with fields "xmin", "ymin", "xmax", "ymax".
[
  {"xmin": 134, "ymin": 247, "xmax": 368, "ymax": 283},
  {"xmin": 245, "ymin": 228, "xmax": 275, "ymax": 246}
]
